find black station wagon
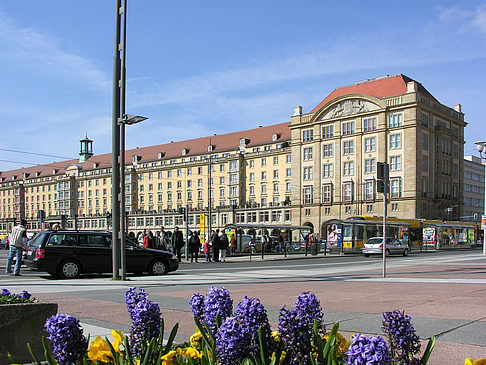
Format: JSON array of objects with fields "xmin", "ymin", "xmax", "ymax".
[{"xmin": 23, "ymin": 230, "xmax": 179, "ymax": 278}]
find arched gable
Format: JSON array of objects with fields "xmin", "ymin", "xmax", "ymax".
[{"xmin": 312, "ymin": 94, "xmax": 387, "ymax": 122}]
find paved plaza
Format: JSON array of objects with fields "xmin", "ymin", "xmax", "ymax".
[{"xmin": 1, "ymin": 249, "xmax": 486, "ymax": 364}]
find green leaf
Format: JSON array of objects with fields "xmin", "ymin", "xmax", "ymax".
[
  {"xmin": 420, "ymin": 335, "xmax": 436, "ymax": 364},
  {"xmin": 7, "ymin": 351, "xmax": 22, "ymax": 365},
  {"xmin": 41, "ymin": 337, "xmax": 58, "ymax": 365},
  {"xmin": 163, "ymin": 322, "xmax": 179, "ymax": 354},
  {"xmin": 26, "ymin": 342, "xmax": 42, "ymax": 365},
  {"xmin": 257, "ymin": 326, "xmax": 267, "ymax": 365}
]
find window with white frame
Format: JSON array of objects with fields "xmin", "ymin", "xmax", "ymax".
[
  {"xmin": 261, "ymin": 158, "xmax": 267, "ymax": 167},
  {"xmin": 286, "ymin": 181, "xmax": 291, "ymax": 192},
  {"xmin": 261, "ymin": 183, "xmax": 267, "ymax": 194},
  {"xmin": 249, "ymin": 184, "xmax": 255, "ymax": 195},
  {"xmin": 273, "ymin": 183, "xmax": 279, "ymax": 193},
  {"xmin": 364, "ymin": 158, "xmax": 376, "ymax": 173},
  {"xmin": 249, "ymin": 160, "xmax": 255, "ymax": 168},
  {"xmin": 323, "ymin": 164, "xmax": 333, "ymax": 178},
  {"xmin": 303, "ymin": 129, "xmax": 314, "ymax": 142},
  {"xmin": 286, "ymin": 168, "xmax": 291, "ymax": 177},
  {"xmin": 388, "ymin": 113, "xmax": 403, "ymax": 128},
  {"xmin": 303, "ymin": 147, "xmax": 313, "ymax": 161},
  {"xmin": 343, "ymin": 140, "xmax": 354, "ymax": 155},
  {"xmin": 343, "ymin": 182, "xmax": 353, "ymax": 201},
  {"xmin": 323, "ymin": 143, "xmax": 333, "ymax": 157},
  {"xmin": 323, "ymin": 184, "xmax": 332, "ymax": 203},
  {"xmin": 219, "ymin": 177, "xmax": 225, "ymax": 185},
  {"xmin": 303, "ymin": 167, "xmax": 313, "ymax": 180},
  {"xmin": 303, "ymin": 186, "xmax": 313, "ymax": 204},
  {"xmin": 230, "ymin": 160, "xmax": 238, "ymax": 170},
  {"xmin": 365, "ymin": 181, "xmax": 374, "ymax": 200},
  {"xmin": 390, "ymin": 178, "xmax": 401, "ymax": 198},
  {"xmin": 342, "ymin": 121, "xmax": 355, "ymax": 135},
  {"xmin": 390, "ymin": 134, "xmax": 401, "ymax": 149},
  {"xmin": 363, "ymin": 117, "xmax": 377, "ymax": 132},
  {"xmin": 364, "ymin": 137, "xmax": 376, "ymax": 152},
  {"xmin": 322, "ymin": 125, "xmax": 334, "ymax": 139},
  {"xmin": 249, "ymin": 172, "xmax": 255, "ymax": 181},
  {"xmin": 286, "ymin": 154, "xmax": 291, "ymax": 163},
  {"xmin": 219, "ymin": 188, "xmax": 225, "ymax": 198},
  {"xmin": 390, "ymin": 156, "xmax": 401, "ymax": 171},
  {"xmin": 261, "ymin": 171, "xmax": 267, "ymax": 180},
  {"xmin": 273, "ymin": 156, "xmax": 278, "ymax": 165},
  {"xmin": 273, "ymin": 170, "xmax": 279, "ymax": 179},
  {"xmin": 343, "ymin": 161, "xmax": 354, "ymax": 176},
  {"xmin": 230, "ymin": 186, "xmax": 237, "ymax": 196}
]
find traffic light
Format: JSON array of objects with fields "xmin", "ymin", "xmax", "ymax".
[
  {"xmin": 377, "ymin": 180, "xmax": 385, "ymax": 193},
  {"xmin": 376, "ymin": 162, "xmax": 389, "ymax": 193}
]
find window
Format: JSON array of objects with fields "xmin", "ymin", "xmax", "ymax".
[
  {"xmin": 273, "ymin": 183, "xmax": 279, "ymax": 193},
  {"xmin": 230, "ymin": 161, "xmax": 238, "ymax": 170},
  {"xmin": 219, "ymin": 164, "xmax": 224, "ymax": 172},
  {"xmin": 261, "ymin": 183, "xmax": 267, "ymax": 194},
  {"xmin": 343, "ymin": 141, "xmax": 354, "ymax": 155},
  {"xmin": 219, "ymin": 188, "xmax": 225, "ymax": 198},
  {"xmin": 177, "ymin": 169, "xmax": 182, "ymax": 177},
  {"xmin": 364, "ymin": 137, "xmax": 376, "ymax": 152},
  {"xmin": 323, "ymin": 185, "xmax": 332, "ymax": 203},
  {"xmin": 261, "ymin": 158, "xmax": 267, "ymax": 167},
  {"xmin": 249, "ymin": 184, "xmax": 255, "ymax": 195},
  {"xmin": 303, "ymin": 147, "xmax": 313, "ymax": 161},
  {"xmin": 323, "ymin": 143, "xmax": 333, "ymax": 157},
  {"xmin": 343, "ymin": 161, "xmax": 354, "ymax": 176},
  {"xmin": 286, "ymin": 168, "xmax": 291, "ymax": 177},
  {"xmin": 303, "ymin": 186, "xmax": 313, "ymax": 204},
  {"xmin": 388, "ymin": 113, "xmax": 402, "ymax": 128},
  {"xmin": 422, "ymin": 155, "xmax": 428, "ymax": 171},
  {"xmin": 198, "ymin": 178, "xmax": 203, "ymax": 187},
  {"xmin": 343, "ymin": 183, "xmax": 353, "ymax": 201},
  {"xmin": 342, "ymin": 121, "xmax": 355, "ymax": 135},
  {"xmin": 249, "ymin": 160, "xmax": 255, "ymax": 168},
  {"xmin": 365, "ymin": 181, "xmax": 374, "ymax": 200},
  {"xmin": 390, "ymin": 156, "xmax": 401, "ymax": 171},
  {"xmin": 363, "ymin": 117, "xmax": 377, "ymax": 132},
  {"xmin": 197, "ymin": 190, "xmax": 203, "ymax": 199},
  {"xmin": 273, "ymin": 170, "xmax": 279, "ymax": 179},
  {"xmin": 364, "ymin": 159, "xmax": 376, "ymax": 173},
  {"xmin": 323, "ymin": 164, "xmax": 333, "ymax": 178},
  {"xmin": 390, "ymin": 178, "xmax": 401, "ymax": 198},
  {"xmin": 303, "ymin": 167, "xmax": 313, "ymax": 180},
  {"xmin": 322, "ymin": 125, "xmax": 334, "ymax": 139},
  {"xmin": 261, "ymin": 171, "xmax": 267, "ymax": 180},
  {"xmin": 286, "ymin": 181, "xmax": 292, "ymax": 192},
  {"xmin": 249, "ymin": 172, "xmax": 255, "ymax": 181},
  {"xmin": 230, "ymin": 174, "xmax": 238, "ymax": 183},
  {"xmin": 422, "ymin": 133, "xmax": 429, "ymax": 150},
  {"xmin": 286, "ymin": 154, "xmax": 291, "ymax": 163},
  {"xmin": 390, "ymin": 134, "xmax": 401, "ymax": 149},
  {"xmin": 273, "ymin": 156, "xmax": 278, "ymax": 165},
  {"xmin": 303, "ymin": 129, "xmax": 314, "ymax": 142}
]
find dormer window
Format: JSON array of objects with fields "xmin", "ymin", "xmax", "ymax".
[
  {"xmin": 272, "ymin": 133, "xmax": 280, "ymax": 141},
  {"xmin": 182, "ymin": 148, "xmax": 189, "ymax": 156},
  {"xmin": 93, "ymin": 162, "xmax": 99, "ymax": 169},
  {"xmin": 240, "ymin": 138, "xmax": 250, "ymax": 147},
  {"xmin": 23, "ymin": 173, "xmax": 30, "ymax": 179},
  {"xmin": 132, "ymin": 155, "xmax": 142, "ymax": 164},
  {"xmin": 157, "ymin": 152, "xmax": 165, "ymax": 159},
  {"xmin": 12, "ymin": 175, "xmax": 17, "ymax": 181},
  {"xmin": 35, "ymin": 171, "xmax": 41, "ymax": 177},
  {"xmin": 52, "ymin": 169, "xmax": 58, "ymax": 174},
  {"xmin": 208, "ymin": 145, "xmax": 214, "ymax": 152}
]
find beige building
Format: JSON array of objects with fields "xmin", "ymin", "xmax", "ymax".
[
  {"xmin": 0, "ymin": 74, "xmax": 466, "ymax": 238},
  {"xmin": 463, "ymin": 156, "xmax": 485, "ymax": 223}
]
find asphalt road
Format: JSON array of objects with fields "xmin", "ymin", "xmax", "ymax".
[{"xmin": 1, "ymin": 248, "xmax": 486, "ymax": 364}]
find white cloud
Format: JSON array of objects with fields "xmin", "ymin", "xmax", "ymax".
[
  {"xmin": 0, "ymin": 11, "xmax": 109, "ymax": 89},
  {"xmin": 437, "ymin": 4, "xmax": 486, "ymax": 34}
]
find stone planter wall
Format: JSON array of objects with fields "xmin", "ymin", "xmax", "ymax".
[{"xmin": 0, "ymin": 302, "xmax": 58, "ymax": 364}]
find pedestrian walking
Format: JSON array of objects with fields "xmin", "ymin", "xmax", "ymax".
[
  {"xmin": 171, "ymin": 226, "xmax": 184, "ymax": 262},
  {"xmin": 230, "ymin": 233, "xmax": 236, "ymax": 254},
  {"xmin": 143, "ymin": 230, "xmax": 155, "ymax": 249},
  {"xmin": 156, "ymin": 226, "xmax": 168, "ymax": 250},
  {"xmin": 203, "ymin": 238, "xmax": 211, "ymax": 262},
  {"xmin": 5, "ymin": 219, "xmax": 28, "ymax": 276},
  {"xmin": 211, "ymin": 229, "xmax": 220, "ymax": 262},
  {"xmin": 219, "ymin": 231, "xmax": 229, "ymax": 262},
  {"xmin": 189, "ymin": 231, "xmax": 201, "ymax": 263},
  {"xmin": 138, "ymin": 230, "xmax": 147, "ymax": 247}
]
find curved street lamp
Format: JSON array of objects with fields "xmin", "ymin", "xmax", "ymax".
[{"xmin": 474, "ymin": 141, "xmax": 486, "ymax": 255}]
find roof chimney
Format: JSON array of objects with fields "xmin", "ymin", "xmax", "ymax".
[
  {"xmin": 406, "ymin": 81, "xmax": 417, "ymax": 93},
  {"xmin": 293, "ymin": 106, "xmax": 302, "ymax": 116},
  {"xmin": 454, "ymin": 104, "xmax": 462, "ymax": 113},
  {"xmin": 79, "ymin": 134, "xmax": 93, "ymax": 162}
]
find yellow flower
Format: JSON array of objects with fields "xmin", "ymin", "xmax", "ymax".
[
  {"xmin": 474, "ymin": 359, "xmax": 486, "ymax": 365},
  {"xmin": 161, "ymin": 350, "xmax": 177, "ymax": 365},
  {"xmin": 112, "ymin": 329, "xmax": 124, "ymax": 351},
  {"xmin": 466, "ymin": 358, "xmax": 474, "ymax": 365},
  {"xmin": 190, "ymin": 328, "xmax": 203, "ymax": 348},
  {"xmin": 271, "ymin": 350, "xmax": 287, "ymax": 365},
  {"xmin": 272, "ymin": 330, "xmax": 280, "ymax": 342},
  {"xmin": 323, "ymin": 332, "xmax": 349, "ymax": 356},
  {"xmin": 182, "ymin": 347, "xmax": 201, "ymax": 359},
  {"xmin": 88, "ymin": 336, "xmax": 113, "ymax": 363}
]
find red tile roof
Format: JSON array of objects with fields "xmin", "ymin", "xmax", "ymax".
[
  {"xmin": 0, "ymin": 122, "xmax": 291, "ymax": 182},
  {"xmin": 311, "ymin": 74, "xmax": 438, "ymax": 113}
]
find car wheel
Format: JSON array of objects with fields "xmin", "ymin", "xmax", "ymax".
[
  {"xmin": 148, "ymin": 259, "xmax": 168, "ymax": 275},
  {"xmin": 385, "ymin": 249, "xmax": 390, "ymax": 256},
  {"xmin": 364, "ymin": 253, "xmax": 370, "ymax": 257},
  {"xmin": 58, "ymin": 260, "xmax": 81, "ymax": 279},
  {"xmin": 402, "ymin": 248, "xmax": 409, "ymax": 256}
]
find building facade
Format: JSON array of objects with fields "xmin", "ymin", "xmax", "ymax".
[
  {"xmin": 0, "ymin": 74, "xmax": 467, "ymax": 238},
  {"xmin": 463, "ymin": 156, "xmax": 485, "ymax": 224}
]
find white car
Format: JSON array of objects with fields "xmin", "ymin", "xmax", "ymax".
[{"xmin": 363, "ymin": 237, "xmax": 409, "ymax": 257}]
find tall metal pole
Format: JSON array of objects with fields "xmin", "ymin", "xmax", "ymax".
[
  {"xmin": 119, "ymin": 0, "xmax": 128, "ymax": 280},
  {"xmin": 111, "ymin": 0, "xmax": 122, "ymax": 280},
  {"xmin": 483, "ymin": 160, "xmax": 486, "ymax": 255},
  {"xmin": 208, "ymin": 138, "xmax": 212, "ymax": 237},
  {"xmin": 382, "ymin": 164, "xmax": 388, "ymax": 278}
]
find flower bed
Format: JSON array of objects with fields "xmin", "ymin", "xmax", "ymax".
[
  {"xmin": 0, "ymin": 289, "xmax": 58, "ymax": 364},
  {"xmin": 10, "ymin": 287, "xmax": 485, "ymax": 365}
]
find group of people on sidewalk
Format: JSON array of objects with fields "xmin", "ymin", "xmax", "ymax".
[{"xmin": 134, "ymin": 226, "xmax": 236, "ymax": 264}]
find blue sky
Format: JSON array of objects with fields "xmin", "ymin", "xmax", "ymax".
[{"xmin": 0, "ymin": 1, "xmax": 485, "ymax": 171}]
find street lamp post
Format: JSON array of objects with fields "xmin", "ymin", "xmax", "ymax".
[
  {"xmin": 119, "ymin": 114, "xmax": 147, "ymax": 281},
  {"xmin": 475, "ymin": 141, "xmax": 486, "ymax": 255}
]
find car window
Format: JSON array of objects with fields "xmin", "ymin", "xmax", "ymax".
[
  {"xmin": 78, "ymin": 234, "xmax": 110, "ymax": 247},
  {"xmin": 47, "ymin": 233, "xmax": 77, "ymax": 246},
  {"xmin": 367, "ymin": 238, "xmax": 383, "ymax": 245}
]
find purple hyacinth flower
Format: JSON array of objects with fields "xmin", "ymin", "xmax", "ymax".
[
  {"xmin": 189, "ymin": 292, "xmax": 205, "ymax": 322},
  {"xmin": 346, "ymin": 333, "xmax": 392, "ymax": 365},
  {"xmin": 44, "ymin": 314, "xmax": 87, "ymax": 365},
  {"xmin": 382, "ymin": 309, "xmax": 421, "ymax": 363},
  {"xmin": 215, "ymin": 316, "xmax": 250, "ymax": 364},
  {"xmin": 295, "ymin": 291, "xmax": 324, "ymax": 333},
  {"xmin": 1, "ymin": 288, "xmax": 10, "ymax": 296},
  {"xmin": 202, "ymin": 287, "xmax": 233, "ymax": 334}
]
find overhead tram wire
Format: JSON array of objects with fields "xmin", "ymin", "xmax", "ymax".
[{"xmin": 0, "ymin": 148, "xmax": 74, "ymax": 160}]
